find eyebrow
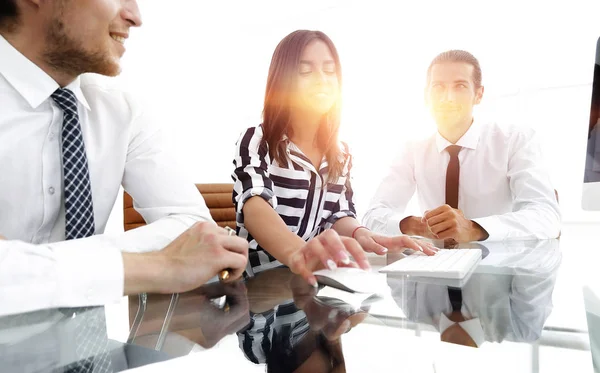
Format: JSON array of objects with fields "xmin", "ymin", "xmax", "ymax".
[
  {"xmin": 299, "ymin": 60, "xmax": 336, "ymax": 66},
  {"xmin": 430, "ymin": 79, "xmax": 471, "ymax": 85}
]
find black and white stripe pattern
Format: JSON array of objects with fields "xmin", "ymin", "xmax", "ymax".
[
  {"xmin": 238, "ymin": 300, "xmax": 309, "ymax": 364},
  {"xmin": 232, "ymin": 125, "xmax": 356, "ymax": 274}
]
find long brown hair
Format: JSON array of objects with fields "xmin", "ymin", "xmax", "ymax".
[{"xmin": 262, "ymin": 30, "xmax": 344, "ymax": 181}]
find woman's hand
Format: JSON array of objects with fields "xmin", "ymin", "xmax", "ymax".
[
  {"xmin": 287, "ymin": 230, "xmax": 370, "ymax": 286},
  {"xmin": 353, "ymin": 228, "xmax": 438, "ymax": 256}
]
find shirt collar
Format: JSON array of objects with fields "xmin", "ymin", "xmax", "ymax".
[
  {"xmin": 0, "ymin": 34, "xmax": 91, "ymax": 111},
  {"xmin": 439, "ymin": 313, "xmax": 485, "ymax": 347},
  {"xmin": 435, "ymin": 118, "xmax": 481, "ymax": 153}
]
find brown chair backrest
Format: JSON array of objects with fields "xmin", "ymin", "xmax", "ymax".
[{"xmin": 123, "ymin": 183, "xmax": 236, "ymax": 231}]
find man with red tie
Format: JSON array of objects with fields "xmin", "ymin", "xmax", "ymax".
[{"xmin": 363, "ymin": 50, "xmax": 561, "ymax": 243}]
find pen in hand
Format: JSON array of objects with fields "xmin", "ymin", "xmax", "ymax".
[{"xmin": 219, "ymin": 226, "xmax": 236, "ymax": 282}]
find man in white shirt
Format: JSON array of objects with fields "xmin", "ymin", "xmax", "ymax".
[
  {"xmin": 363, "ymin": 50, "xmax": 561, "ymax": 243},
  {"xmin": 0, "ymin": 0, "xmax": 248, "ymax": 317}
]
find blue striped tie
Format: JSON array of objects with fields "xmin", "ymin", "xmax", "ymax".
[{"xmin": 52, "ymin": 88, "xmax": 112, "ymax": 373}]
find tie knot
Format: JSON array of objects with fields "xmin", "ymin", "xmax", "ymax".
[
  {"xmin": 51, "ymin": 88, "xmax": 78, "ymax": 115},
  {"xmin": 446, "ymin": 145, "xmax": 462, "ymax": 158}
]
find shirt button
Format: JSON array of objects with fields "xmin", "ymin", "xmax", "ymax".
[
  {"xmin": 48, "ymin": 187, "xmax": 55, "ymax": 195},
  {"xmin": 48, "ymin": 133, "xmax": 55, "ymax": 141}
]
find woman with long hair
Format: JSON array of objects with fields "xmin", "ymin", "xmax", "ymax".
[{"xmin": 232, "ymin": 30, "xmax": 435, "ymax": 285}]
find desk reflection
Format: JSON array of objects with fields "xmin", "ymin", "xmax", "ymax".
[
  {"xmin": 129, "ymin": 281, "xmax": 250, "ymax": 356},
  {"xmin": 388, "ymin": 239, "xmax": 562, "ymax": 347},
  {"xmin": 0, "ymin": 306, "xmax": 170, "ymax": 373},
  {"xmin": 238, "ymin": 268, "xmax": 370, "ymax": 373}
]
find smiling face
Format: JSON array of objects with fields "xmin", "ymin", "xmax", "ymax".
[
  {"xmin": 292, "ymin": 39, "xmax": 340, "ymax": 116},
  {"xmin": 425, "ymin": 62, "xmax": 484, "ymax": 133},
  {"xmin": 41, "ymin": 0, "xmax": 142, "ymax": 77}
]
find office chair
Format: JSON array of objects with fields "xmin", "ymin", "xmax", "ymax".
[{"xmin": 123, "ymin": 183, "xmax": 236, "ymax": 231}]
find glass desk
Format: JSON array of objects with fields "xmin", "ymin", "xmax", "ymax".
[{"xmin": 1, "ymin": 236, "xmax": 596, "ymax": 372}]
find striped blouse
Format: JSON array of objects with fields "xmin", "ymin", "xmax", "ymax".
[{"xmin": 232, "ymin": 125, "xmax": 357, "ymax": 275}]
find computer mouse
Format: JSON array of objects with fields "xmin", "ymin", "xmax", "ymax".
[{"xmin": 313, "ymin": 267, "xmax": 385, "ymax": 294}]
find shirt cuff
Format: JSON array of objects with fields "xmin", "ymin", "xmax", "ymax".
[
  {"xmin": 387, "ymin": 213, "xmax": 406, "ymax": 236},
  {"xmin": 471, "ymin": 216, "xmax": 508, "ymax": 242},
  {"xmin": 237, "ymin": 187, "xmax": 277, "ymax": 214},
  {"xmin": 54, "ymin": 245, "xmax": 124, "ymax": 308},
  {"xmin": 324, "ymin": 210, "xmax": 357, "ymax": 230}
]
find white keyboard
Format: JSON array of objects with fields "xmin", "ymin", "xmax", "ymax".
[{"xmin": 379, "ymin": 249, "xmax": 482, "ymax": 279}]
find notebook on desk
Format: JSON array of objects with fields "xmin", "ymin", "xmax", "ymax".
[{"xmin": 379, "ymin": 248, "xmax": 482, "ymax": 286}]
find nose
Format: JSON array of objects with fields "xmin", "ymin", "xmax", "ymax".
[
  {"xmin": 121, "ymin": 0, "xmax": 142, "ymax": 27},
  {"xmin": 313, "ymin": 69, "xmax": 329, "ymax": 85},
  {"xmin": 437, "ymin": 87, "xmax": 456, "ymax": 103},
  {"xmin": 436, "ymin": 86, "xmax": 448, "ymax": 101}
]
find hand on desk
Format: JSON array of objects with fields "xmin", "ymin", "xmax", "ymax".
[
  {"xmin": 288, "ymin": 230, "xmax": 369, "ymax": 287},
  {"xmin": 162, "ymin": 222, "xmax": 249, "ymax": 288},
  {"xmin": 291, "ymin": 276, "xmax": 368, "ymax": 341},
  {"xmin": 352, "ymin": 228, "xmax": 437, "ymax": 256},
  {"xmin": 123, "ymin": 222, "xmax": 249, "ymax": 295},
  {"xmin": 401, "ymin": 205, "xmax": 489, "ymax": 243},
  {"xmin": 287, "ymin": 229, "xmax": 436, "ymax": 290}
]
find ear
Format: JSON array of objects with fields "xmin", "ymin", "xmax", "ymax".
[{"xmin": 474, "ymin": 85, "xmax": 484, "ymax": 105}]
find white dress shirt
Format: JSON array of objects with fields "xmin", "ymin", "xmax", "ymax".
[
  {"xmin": 0, "ymin": 35, "xmax": 211, "ymax": 317},
  {"xmin": 363, "ymin": 119, "xmax": 561, "ymax": 241}
]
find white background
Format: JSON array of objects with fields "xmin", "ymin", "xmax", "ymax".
[{"xmin": 99, "ymin": 0, "xmax": 600, "ymax": 232}]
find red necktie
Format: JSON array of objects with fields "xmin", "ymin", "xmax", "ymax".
[{"xmin": 445, "ymin": 145, "xmax": 462, "ymax": 209}]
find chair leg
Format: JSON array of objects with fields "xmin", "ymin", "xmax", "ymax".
[
  {"xmin": 127, "ymin": 293, "xmax": 147, "ymax": 344},
  {"xmin": 155, "ymin": 293, "xmax": 179, "ymax": 351}
]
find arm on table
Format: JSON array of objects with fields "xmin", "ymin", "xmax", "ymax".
[
  {"xmin": 242, "ymin": 197, "xmax": 369, "ymax": 284},
  {"xmin": 232, "ymin": 128, "xmax": 368, "ymax": 285},
  {"xmin": 472, "ymin": 129, "xmax": 561, "ymax": 241},
  {"xmin": 0, "ymin": 223, "xmax": 248, "ymax": 317}
]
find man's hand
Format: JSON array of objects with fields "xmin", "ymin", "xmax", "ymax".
[
  {"xmin": 353, "ymin": 228, "xmax": 437, "ymax": 256},
  {"xmin": 123, "ymin": 222, "xmax": 249, "ymax": 295},
  {"xmin": 399, "ymin": 216, "xmax": 445, "ymax": 240},
  {"xmin": 423, "ymin": 205, "xmax": 489, "ymax": 243},
  {"xmin": 160, "ymin": 222, "xmax": 249, "ymax": 291},
  {"xmin": 287, "ymin": 230, "xmax": 370, "ymax": 287}
]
